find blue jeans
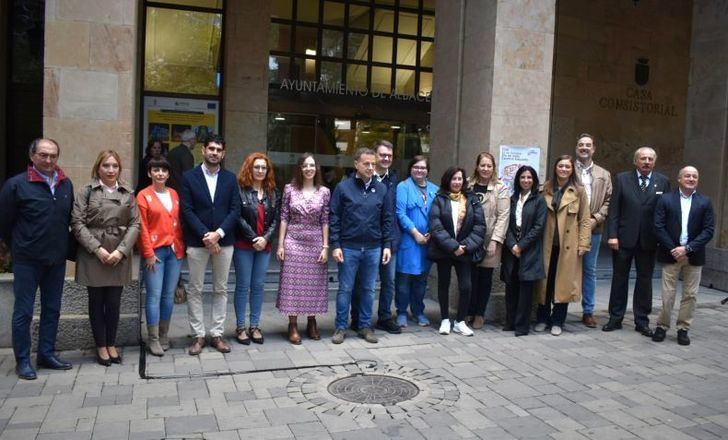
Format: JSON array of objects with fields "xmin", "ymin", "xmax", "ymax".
[
  {"xmin": 12, "ymin": 261, "xmax": 66, "ymax": 361},
  {"xmin": 581, "ymin": 233, "xmax": 601, "ymax": 315},
  {"xmin": 142, "ymin": 246, "xmax": 182, "ymax": 325},
  {"xmin": 395, "ymin": 272, "xmax": 427, "ymax": 318},
  {"xmin": 352, "ymin": 253, "xmax": 396, "ymax": 323},
  {"xmin": 233, "ymin": 248, "xmax": 271, "ymax": 328},
  {"xmin": 336, "ymin": 247, "xmax": 381, "ymax": 330}
]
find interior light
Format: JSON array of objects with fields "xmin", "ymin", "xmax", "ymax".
[
  {"xmin": 391, "ymin": 125, "xmax": 401, "ymax": 130},
  {"xmin": 305, "ymin": 49, "xmax": 316, "ymax": 56},
  {"xmin": 274, "ymin": 113, "xmax": 286, "ymax": 121}
]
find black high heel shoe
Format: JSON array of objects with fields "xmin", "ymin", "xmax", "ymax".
[
  {"xmin": 108, "ymin": 347, "xmax": 122, "ymax": 364},
  {"xmin": 96, "ymin": 353, "xmax": 111, "ymax": 367}
]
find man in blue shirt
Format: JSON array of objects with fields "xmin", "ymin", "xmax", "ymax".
[
  {"xmin": 0, "ymin": 138, "xmax": 74, "ymax": 380},
  {"xmin": 330, "ymin": 148, "xmax": 393, "ymax": 344}
]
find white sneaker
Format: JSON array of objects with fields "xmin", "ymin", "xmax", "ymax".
[
  {"xmin": 551, "ymin": 325, "xmax": 562, "ymax": 336},
  {"xmin": 453, "ymin": 321, "xmax": 474, "ymax": 336},
  {"xmin": 534, "ymin": 322, "xmax": 547, "ymax": 332},
  {"xmin": 439, "ymin": 319, "xmax": 451, "ymax": 335}
]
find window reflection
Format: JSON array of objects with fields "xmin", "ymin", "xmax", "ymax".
[
  {"xmin": 323, "ymin": 1, "xmax": 345, "ymax": 26},
  {"xmin": 144, "ymin": 7, "xmax": 222, "ymax": 95},
  {"xmin": 372, "ymin": 36, "xmax": 392, "ymax": 63},
  {"xmin": 347, "ymin": 32, "xmax": 368, "ymax": 60},
  {"xmin": 297, "ymin": 0, "xmax": 319, "ymax": 22},
  {"xmin": 271, "ymin": 0, "xmax": 293, "ymax": 19},
  {"xmin": 322, "ymin": 29, "xmax": 343, "ymax": 58},
  {"xmin": 349, "ymin": 5, "xmax": 370, "ymax": 29},
  {"xmin": 371, "ymin": 67, "xmax": 391, "ymax": 93}
]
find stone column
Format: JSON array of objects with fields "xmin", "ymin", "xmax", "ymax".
[
  {"xmin": 429, "ymin": 0, "xmax": 556, "ymax": 323},
  {"xmin": 431, "ymin": 0, "xmax": 556, "ymax": 179},
  {"xmin": 42, "ymin": 0, "xmax": 140, "ymax": 348},
  {"xmin": 684, "ymin": 0, "xmax": 728, "ymax": 289},
  {"xmin": 222, "ymin": 0, "xmax": 270, "ymax": 172}
]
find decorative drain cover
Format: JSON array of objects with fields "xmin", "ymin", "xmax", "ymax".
[
  {"xmin": 328, "ymin": 374, "xmax": 419, "ymax": 405},
  {"xmin": 287, "ymin": 362, "xmax": 460, "ymax": 420}
]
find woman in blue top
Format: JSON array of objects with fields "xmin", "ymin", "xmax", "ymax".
[{"xmin": 394, "ymin": 155, "xmax": 439, "ymax": 328}]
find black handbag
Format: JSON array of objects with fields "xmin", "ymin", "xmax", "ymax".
[{"xmin": 471, "ymin": 245, "xmax": 486, "ymax": 264}]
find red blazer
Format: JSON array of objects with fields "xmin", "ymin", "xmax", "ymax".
[{"xmin": 136, "ymin": 186, "xmax": 185, "ymax": 259}]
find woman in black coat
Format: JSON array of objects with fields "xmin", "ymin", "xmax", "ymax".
[
  {"xmin": 501, "ymin": 165, "xmax": 547, "ymax": 336},
  {"xmin": 428, "ymin": 166, "xmax": 485, "ymax": 337}
]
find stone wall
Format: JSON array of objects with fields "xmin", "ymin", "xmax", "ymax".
[
  {"xmin": 43, "ymin": 0, "xmax": 138, "ymax": 187},
  {"xmin": 550, "ymin": 0, "xmax": 692, "ymax": 179},
  {"xmin": 222, "ymin": 0, "xmax": 271, "ymax": 173}
]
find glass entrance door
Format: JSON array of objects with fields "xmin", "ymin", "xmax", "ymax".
[{"xmin": 267, "ymin": 112, "xmax": 430, "ymax": 189}]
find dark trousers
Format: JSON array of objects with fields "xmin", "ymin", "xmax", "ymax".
[
  {"xmin": 608, "ymin": 246, "xmax": 655, "ymax": 326},
  {"xmin": 88, "ymin": 286, "xmax": 123, "ymax": 347},
  {"xmin": 12, "ymin": 261, "xmax": 66, "ymax": 362},
  {"xmin": 537, "ymin": 247, "xmax": 568, "ymax": 327},
  {"xmin": 504, "ymin": 260, "xmax": 534, "ymax": 334},
  {"xmin": 436, "ymin": 259, "xmax": 471, "ymax": 322},
  {"xmin": 468, "ymin": 266, "xmax": 494, "ymax": 317}
]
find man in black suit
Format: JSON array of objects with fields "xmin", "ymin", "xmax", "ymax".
[
  {"xmin": 652, "ymin": 166, "xmax": 714, "ymax": 346},
  {"xmin": 603, "ymin": 147, "xmax": 670, "ymax": 335}
]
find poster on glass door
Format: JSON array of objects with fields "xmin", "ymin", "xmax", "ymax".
[{"xmin": 142, "ymin": 96, "xmax": 220, "ymax": 165}]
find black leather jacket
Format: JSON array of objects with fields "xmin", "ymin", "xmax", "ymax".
[{"xmin": 236, "ymin": 186, "xmax": 280, "ymax": 243}]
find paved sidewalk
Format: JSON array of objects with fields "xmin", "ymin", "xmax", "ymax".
[{"xmin": 1, "ymin": 280, "xmax": 727, "ymax": 439}]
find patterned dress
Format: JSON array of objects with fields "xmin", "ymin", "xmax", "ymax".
[{"xmin": 276, "ymin": 184, "xmax": 330, "ymax": 315}]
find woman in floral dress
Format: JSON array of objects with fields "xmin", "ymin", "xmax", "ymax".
[{"xmin": 276, "ymin": 153, "xmax": 330, "ymax": 344}]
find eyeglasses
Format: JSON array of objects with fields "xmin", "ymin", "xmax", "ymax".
[
  {"xmin": 412, "ymin": 166, "xmax": 428, "ymax": 170},
  {"xmin": 253, "ymin": 165, "xmax": 268, "ymax": 170},
  {"xmin": 35, "ymin": 152, "xmax": 58, "ymax": 161},
  {"xmin": 378, "ymin": 153, "xmax": 393, "ymax": 159}
]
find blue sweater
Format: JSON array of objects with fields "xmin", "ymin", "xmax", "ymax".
[
  {"xmin": 330, "ymin": 175, "xmax": 393, "ymax": 250},
  {"xmin": 0, "ymin": 166, "xmax": 74, "ymax": 265}
]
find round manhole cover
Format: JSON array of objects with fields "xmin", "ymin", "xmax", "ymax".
[{"xmin": 327, "ymin": 374, "xmax": 420, "ymax": 405}]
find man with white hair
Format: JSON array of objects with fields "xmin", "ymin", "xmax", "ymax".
[
  {"xmin": 167, "ymin": 129, "xmax": 197, "ymax": 191},
  {"xmin": 603, "ymin": 147, "xmax": 670, "ymax": 336},
  {"xmin": 652, "ymin": 166, "xmax": 714, "ymax": 346}
]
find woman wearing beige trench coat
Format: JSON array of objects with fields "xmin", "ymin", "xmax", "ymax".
[
  {"xmin": 71, "ymin": 150, "xmax": 140, "ymax": 366},
  {"xmin": 466, "ymin": 152, "xmax": 510, "ymax": 329},
  {"xmin": 534, "ymin": 155, "xmax": 591, "ymax": 336}
]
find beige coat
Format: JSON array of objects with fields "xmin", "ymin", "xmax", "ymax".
[
  {"xmin": 71, "ymin": 180, "xmax": 140, "ymax": 287},
  {"xmin": 535, "ymin": 183, "xmax": 591, "ymax": 304},
  {"xmin": 467, "ymin": 178, "xmax": 510, "ymax": 267},
  {"xmin": 576, "ymin": 162, "xmax": 612, "ymax": 234}
]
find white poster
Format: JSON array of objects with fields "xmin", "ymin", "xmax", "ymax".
[{"xmin": 498, "ymin": 145, "xmax": 541, "ymax": 194}]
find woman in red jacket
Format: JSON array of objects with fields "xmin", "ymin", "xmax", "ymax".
[{"xmin": 136, "ymin": 157, "xmax": 185, "ymax": 356}]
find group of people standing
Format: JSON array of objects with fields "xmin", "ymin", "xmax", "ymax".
[{"xmin": 0, "ymin": 130, "xmax": 715, "ymax": 381}]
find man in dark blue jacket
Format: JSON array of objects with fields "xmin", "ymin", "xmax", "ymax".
[
  {"xmin": 330, "ymin": 148, "xmax": 393, "ymax": 344},
  {"xmin": 0, "ymin": 138, "xmax": 74, "ymax": 380},
  {"xmin": 652, "ymin": 166, "xmax": 714, "ymax": 346},
  {"xmin": 351, "ymin": 140, "xmax": 401, "ymax": 334},
  {"xmin": 180, "ymin": 136, "xmax": 240, "ymax": 355}
]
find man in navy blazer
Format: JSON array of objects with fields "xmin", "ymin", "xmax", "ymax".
[
  {"xmin": 180, "ymin": 135, "xmax": 240, "ymax": 355},
  {"xmin": 603, "ymin": 147, "xmax": 670, "ymax": 336},
  {"xmin": 652, "ymin": 166, "xmax": 714, "ymax": 346}
]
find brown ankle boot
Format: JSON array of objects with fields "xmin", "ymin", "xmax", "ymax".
[
  {"xmin": 288, "ymin": 323, "xmax": 302, "ymax": 345},
  {"xmin": 307, "ymin": 317, "xmax": 321, "ymax": 340}
]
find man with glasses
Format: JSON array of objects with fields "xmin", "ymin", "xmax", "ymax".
[
  {"xmin": 0, "ymin": 138, "xmax": 75, "ymax": 379},
  {"xmin": 350, "ymin": 140, "xmax": 401, "ymax": 334}
]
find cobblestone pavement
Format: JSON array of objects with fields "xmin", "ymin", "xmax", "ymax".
[{"xmin": 1, "ymin": 280, "xmax": 727, "ymax": 439}]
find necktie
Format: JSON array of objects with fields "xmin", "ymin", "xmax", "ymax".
[{"xmin": 640, "ymin": 175, "xmax": 648, "ymax": 192}]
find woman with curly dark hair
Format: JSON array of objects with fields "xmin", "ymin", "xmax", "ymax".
[{"xmin": 233, "ymin": 152, "xmax": 280, "ymax": 345}]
